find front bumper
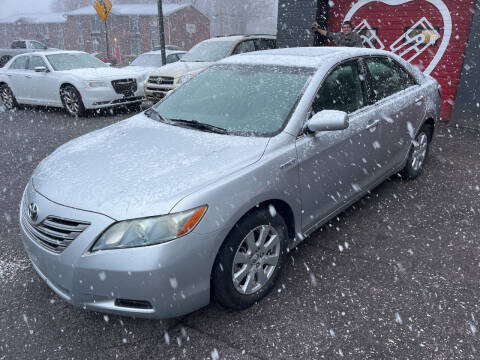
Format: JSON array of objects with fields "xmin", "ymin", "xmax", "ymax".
[
  {"xmin": 80, "ymin": 86, "xmax": 145, "ymax": 110},
  {"xmin": 144, "ymin": 83, "xmax": 176, "ymax": 102},
  {"xmin": 19, "ymin": 181, "xmax": 222, "ymax": 318}
]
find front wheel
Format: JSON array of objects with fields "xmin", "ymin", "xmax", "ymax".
[
  {"xmin": 400, "ymin": 124, "xmax": 431, "ymax": 179},
  {"xmin": 212, "ymin": 208, "xmax": 288, "ymax": 310},
  {"xmin": 60, "ymin": 85, "xmax": 85, "ymax": 117},
  {"xmin": 0, "ymin": 84, "xmax": 18, "ymax": 110}
]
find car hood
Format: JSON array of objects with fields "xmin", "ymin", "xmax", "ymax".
[
  {"xmin": 149, "ymin": 61, "xmax": 212, "ymax": 79},
  {"xmin": 32, "ymin": 113, "xmax": 269, "ymax": 221},
  {"xmin": 59, "ymin": 67, "xmax": 141, "ymax": 80}
]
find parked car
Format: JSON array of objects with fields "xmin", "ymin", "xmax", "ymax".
[
  {"xmin": 0, "ymin": 50, "xmax": 145, "ymax": 116},
  {"xmin": 0, "ymin": 40, "xmax": 51, "ymax": 67},
  {"xmin": 144, "ymin": 34, "xmax": 276, "ymax": 102},
  {"xmin": 121, "ymin": 49, "xmax": 186, "ymax": 92},
  {"xmin": 19, "ymin": 47, "xmax": 440, "ymax": 319}
]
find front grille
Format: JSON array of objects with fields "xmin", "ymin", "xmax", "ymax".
[
  {"xmin": 148, "ymin": 76, "xmax": 174, "ymax": 85},
  {"xmin": 111, "ymin": 79, "xmax": 137, "ymax": 96},
  {"xmin": 21, "ymin": 200, "xmax": 90, "ymax": 253}
]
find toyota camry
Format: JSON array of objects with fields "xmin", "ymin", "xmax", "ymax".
[{"xmin": 19, "ymin": 47, "xmax": 440, "ymax": 318}]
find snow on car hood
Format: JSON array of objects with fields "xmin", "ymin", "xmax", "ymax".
[
  {"xmin": 32, "ymin": 113, "xmax": 269, "ymax": 221},
  {"xmin": 60, "ymin": 67, "xmax": 142, "ymax": 80},
  {"xmin": 150, "ymin": 61, "xmax": 213, "ymax": 79}
]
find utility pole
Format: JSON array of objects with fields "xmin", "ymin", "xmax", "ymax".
[
  {"xmin": 105, "ymin": 17, "xmax": 110, "ymax": 59},
  {"xmin": 157, "ymin": 0, "xmax": 167, "ymax": 65}
]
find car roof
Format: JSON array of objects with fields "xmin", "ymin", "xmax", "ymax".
[
  {"xmin": 205, "ymin": 34, "xmax": 276, "ymax": 42},
  {"xmin": 143, "ymin": 49, "xmax": 186, "ymax": 56},
  {"xmin": 19, "ymin": 50, "xmax": 87, "ymax": 57},
  {"xmin": 219, "ymin": 47, "xmax": 396, "ymax": 68}
]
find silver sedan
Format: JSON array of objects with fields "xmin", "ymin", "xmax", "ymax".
[{"xmin": 19, "ymin": 47, "xmax": 440, "ymax": 318}]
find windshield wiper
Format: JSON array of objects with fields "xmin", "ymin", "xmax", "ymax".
[
  {"xmin": 144, "ymin": 108, "xmax": 171, "ymax": 123},
  {"xmin": 169, "ymin": 119, "xmax": 229, "ymax": 134}
]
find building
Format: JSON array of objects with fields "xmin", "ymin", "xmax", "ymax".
[
  {"xmin": 277, "ymin": 0, "xmax": 480, "ymax": 125},
  {"xmin": 164, "ymin": 0, "xmax": 278, "ymax": 37},
  {"xmin": 0, "ymin": 13, "xmax": 67, "ymax": 49},
  {"xmin": 64, "ymin": 3, "xmax": 209, "ymax": 64},
  {"xmin": 0, "ymin": 3, "xmax": 210, "ymax": 65}
]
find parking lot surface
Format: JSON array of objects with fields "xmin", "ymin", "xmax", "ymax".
[{"xmin": 1, "ymin": 106, "xmax": 479, "ymax": 359}]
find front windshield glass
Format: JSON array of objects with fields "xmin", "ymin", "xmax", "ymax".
[
  {"xmin": 131, "ymin": 54, "xmax": 163, "ymax": 67},
  {"xmin": 153, "ymin": 64, "xmax": 314, "ymax": 136},
  {"xmin": 46, "ymin": 53, "xmax": 108, "ymax": 71},
  {"xmin": 180, "ymin": 41, "xmax": 234, "ymax": 62}
]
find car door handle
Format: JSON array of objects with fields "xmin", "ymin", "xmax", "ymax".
[
  {"xmin": 366, "ymin": 119, "xmax": 380, "ymax": 129},
  {"xmin": 415, "ymin": 96, "xmax": 424, "ymax": 102},
  {"xmin": 280, "ymin": 158, "xmax": 297, "ymax": 169},
  {"xmin": 7, "ymin": 74, "xmax": 12, "ymax": 77},
  {"xmin": 25, "ymin": 75, "xmax": 32, "ymax": 78}
]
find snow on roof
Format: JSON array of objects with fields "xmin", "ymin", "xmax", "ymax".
[
  {"xmin": 0, "ymin": 13, "xmax": 66, "ymax": 24},
  {"xmin": 220, "ymin": 47, "xmax": 395, "ymax": 68},
  {"xmin": 67, "ymin": 3, "xmax": 190, "ymax": 17}
]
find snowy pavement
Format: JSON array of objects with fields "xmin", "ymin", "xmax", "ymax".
[{"xmin": 1, "ymin": 107, "xmax": 479, "ymax": 359}]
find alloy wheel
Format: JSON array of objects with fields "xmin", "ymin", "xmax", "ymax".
[
  {"xmin": 411, "ymin": 132, "xmax": 428, "ymax": 171},
  {"xmin": 1, "ymin": 86, "xmax": 15, "ymax": 109},
  {"xmin": 232, "ymin": 224, "xmax": 281, "ymax": 295},
  {"xmin": 61, "ymin": 87, "xmax": 81, "ymax": 116}
]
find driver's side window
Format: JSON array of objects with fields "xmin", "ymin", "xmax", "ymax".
[{"xmin": 311, "ymin": 60, "xmax": 366, "ymax": 116}]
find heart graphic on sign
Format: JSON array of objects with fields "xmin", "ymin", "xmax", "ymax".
[{"xmin": 345, "ymin": 0, "xmax": 451, "ymax": 75}]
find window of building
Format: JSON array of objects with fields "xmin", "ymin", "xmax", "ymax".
[
  {"xmin": 76, "ymin": 18, "xmax": 84, "ymax": 49},
  {"xmin": 91, "ymin": 16, "xmax": 101, "ymax": 33},
  {"xmin": 43, "ymin": 24, "xmax": 49, "ymax": 40},
  {"xmin": 129, "ymin": 36, "xmax": 141, "ymax": 55},
  {"xmin": 92, "ymin": 36, "xmax": 101, "ymax": 52},
  {"xmin": 57, "ymin": 24, "xmax": 64, "ymax": 49},
  {"xmin": 129, "ymin": 16, "xmax": 140, "ymax": 34},
  {"xmin": 150, "ymin": 24, "xmax": 158, "ymax": 49}
]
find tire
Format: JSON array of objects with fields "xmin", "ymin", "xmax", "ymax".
[
  {"xmin": 126, "ymin": 101, "xmax": 142, "ymax": 113},
  {"xmin": 60, "ymin": 85, "xmax": 85, "ymax": 117},
  {"xmin": 212, "ymin": 207, "xmax": 288, "ymax": 310},
  {"xmin": 0, "ymin": 56, "xmax": 11, "ymax": 68},
  {"xmin": 399, "ymin": 123, "xmax": 432, "ymax": 180},
  {"xmin": 0, "ymin": 84, "xmax": 18, "ymax": 110}
]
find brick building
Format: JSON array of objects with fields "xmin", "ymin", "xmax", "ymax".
[
  {"xmin": 0, "ymin": 13, "xmax": 67, "ymax": 49},
  {"xmin": 64, "ymin": 3, "xmax": 210, "ymax": 64},
  {"xmin": 277, "ymin": 0, "xmax": 480, "ymax": 124},
  {"xmin": 0, "ymin": 3, "xmax": 210, "ymax": 65}
]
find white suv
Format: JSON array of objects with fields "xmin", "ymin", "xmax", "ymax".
[{"xmin": 144, "ymin": 34, "xmax": 276, "ymax": 102}]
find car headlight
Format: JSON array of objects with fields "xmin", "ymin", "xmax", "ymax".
[
  {"xmin": 85, "ymin": 80, "xmax": 108, "ymax": 88},
  {"xmin": 177, "ymin": 73, "xmax": 196, "ymax": 85},
  {"xmin": 91, "ymin": 205, "xmax": 207, "ymax": 251}
]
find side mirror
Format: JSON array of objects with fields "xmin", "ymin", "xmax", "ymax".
[
  {"xmin": 34, "ymin": 66, "xmax": 48, "ymax": 73},
  {"xmin": 307, "ymin": 110, "xmax": 349, "ymax": 132}
]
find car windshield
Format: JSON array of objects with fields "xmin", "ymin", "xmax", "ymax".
[
  {"xmin": 180, "ymin": 41, "xmax": 234, "ymax": 62},
  {"xmin": 131, "ymin": 54, "xmax": 164, "ymax": 67},
  {"xmin": 46, "ymin": 53, "xmax": 109, "ymax": 71},
  {"xmin": 153, "ymin": 64, "xmax": 314, "ymax": 136}
]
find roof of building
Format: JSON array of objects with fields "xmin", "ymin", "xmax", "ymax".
[
  {"xmin": 67, "ymin": 3, "xmax": 190, "ymax": 17},
  {"xmin": 0, "ymin": 13, "xmax": 66, "ymax": 24}
]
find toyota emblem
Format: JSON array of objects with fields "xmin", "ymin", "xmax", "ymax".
[{"xmin": 28, "ymin": 203, "xmax": 38, "ymax": 222}]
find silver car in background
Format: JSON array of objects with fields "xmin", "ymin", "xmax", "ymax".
[{"xmin": 19, "ymin": 47, "xmax": 440, "ymax": 318}]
